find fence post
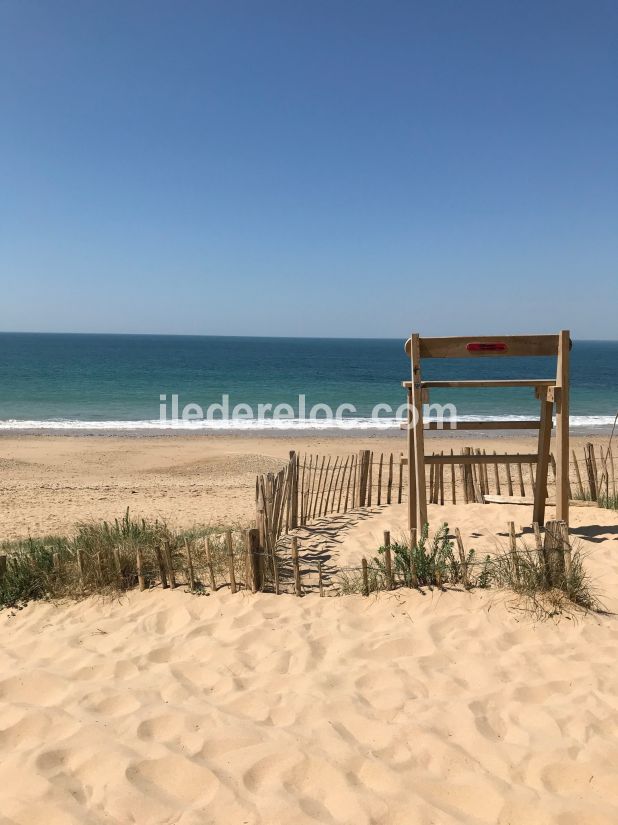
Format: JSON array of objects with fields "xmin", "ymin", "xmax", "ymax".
[
  {"xmin": 113, "ymin": 547, "xmax": 123, "ymax": 588},
  {"xmin": 409, "ymin": 527, "xmax": 418, "ymax": 587},
  {"xmin": 225, "ymin": 530, "xmax": 237, "ymax": 594},
  {"xmin": 383, "ymin": 530, "xmax": 393, "ymax": 590},
  {"xmin": 291, "ymin": 536, "xmax": 302, "ymax": 596},
  {"xmin": 361, "ymin": 557, "xmax": 369, "ymax": 596},
  {"xmin": 247, "ymin": 528, "xmax": 261, "ymax": 593},
  {"xmin": 289, "ymin": 451, "xmax": 298, "ymax": 529},
  {"xmin": 543, "ymin": 520, "xmax": 567, "ymax": 587},
  {"xmin": 205, "ymin": 537, "xmax": 217, "ymax": 592},
  {"xmin": 136, "ymin": 547, "xmax": 146, "ymax": 591},
  {"xmin": 77, "ymin": 549, "xmax": 85, "ymax": 589},
  {"xmin": 454, "ymin": 527, "xmax": 468, "ymax": 589},
  {"xmin": 318, "ymin": 560, "xmax": 324, "ymax": 597},
  {"xmin": 184, "ymin": 539, "xmax": 195, "ymax": 593},
  {"xmin": 155, "ymin": 545, "xmax": 169, "ymax": 588},
  {"xmin": 164, "ymin": 540, "xmax": 176, "ymax": 589}
]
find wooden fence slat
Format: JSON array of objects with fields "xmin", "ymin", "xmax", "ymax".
[
  {"xmin": 226, "ymin": 530, "xmax": 237, "ymax": 594},
  {"xmin": 383, "ymin": 530, "xmax": 393, "ymax": 590},
  {"xmin": 337, "ymin": 456, "xmax": 350, "ymax": 513},
  {"xmin": 317, "ymin": 457, "xmax": 332, "ymax": 518},
  {"xmin": 291, "ymin": 537, "xmax": 302, "ymax": 596},
  {"xmin": 136, "ymin": 547, "xmax": 145, "ymax": 591},
  {"xmin": 387, "ymin": 453, "xmax": 393, "ymax": 504},
  {"xmin": 184, "ymin": 539, "xmax": 195, "ymax": 593},
  {"xmin": 205, "ymin": 538, "xmax": 217, "ymax": 592},
  {"xmin": 361, "ymin": 557, "xmax": 369, "ymax": 596}
]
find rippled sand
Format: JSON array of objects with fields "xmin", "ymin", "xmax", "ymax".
[{"xmin": 1, "ymin": 501, "xmax": 617, "ymax": 824}]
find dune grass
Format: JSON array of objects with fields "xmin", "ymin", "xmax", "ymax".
[{"xmin": 0, "ymin": 509, "xmax": 248, "ymax": 609}]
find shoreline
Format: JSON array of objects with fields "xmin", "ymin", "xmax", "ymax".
[{"xmin": 0, "ymin": 423, "xmax": 614, "ymax": 439}]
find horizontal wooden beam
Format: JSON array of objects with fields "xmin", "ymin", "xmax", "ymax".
[
  {"xmin": 404, "ymin": 334, "xmax": 560, "ymax": 359},
  {"xmin": 483, "ymin": 495, "xmax": 538, "ymax": 505},
  {"xmin": 399, "ymin": 420, "xmax": 543, "ymax": 431},
  {"xmin": 402, "ymin": 453, "xmax": 539, "ymax": 466},
  {"xmin": 402, "ymin": 379, "xmax": 555, "ymax": 389}
]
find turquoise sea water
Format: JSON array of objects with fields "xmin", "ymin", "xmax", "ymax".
[{"xmin": 0, "ymin": 333, "xmax": 616, "ymax": 431}]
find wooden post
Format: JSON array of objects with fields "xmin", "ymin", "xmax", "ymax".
[
  {"xmin": 289, "ymin": 451, "xmax": 298, "ymax": 529},
  {"xmin": 377, "ymin": 453, "xmax": 383, "ymax": 506},
  {"xmin": 555, "ymin": 330, "xmax": 570, "ymax": 524},
  {"xmin": 155, "ymin": 545, "xmax": 169, "ymax": 588},
  {"xmin": 383, "ymin": 530, "xmax": 393, "ymax": 589},
  {"xmin": 184, "ymin": 539, "xmax": 195, "ymax": 593},
  {"xmin": 345, "ymin": 455, "xmax": 356, "ymax": 512},
  {"xmin": 493, "ymin": 451, "xmax": 501, "ymax": 496},
  {"xmin": 113, "ymin": 547, "xmax": 123, "ymax": 588},
  {"xmin": 429, "ymin": 456, "xmax": 435, "ymax": 504},
  {"xmin": 246, "ymin": 528, "xmax": 261, "ymax": 593},
  {"xmin": 409, "ymin": 526, "xmax": 418, "ymax": 588},
  {"xmin": 312, "ymin": 457, "xmax": 326, "ymax": 519},
  {"xmin": 324, "ymin": 456, "xmax": 339, "ymax": 516},
  {"xmin": 544, "ymin": 519, "xmax": 567, "ymax": 587},
  {"xmin": 508, "ymin": 522, "xmax": 519, "ymax": 582},
  {"xmin": 450, "ymin": 450, "xmax": 456, "ymax": 504},
  {"xmin": 397, "ymin": 453, "xmax": 404, "ymax": 505},
  {"xmin": 366, "ymin": 452, "xmax": 373, "ymax": 507},
  {"xmin": 517, "ymin": 458, "xmax": 526, "ymax": 497},
  {"xmin": 164, "ymin": 540, "xmax": 177, "ymax": 589},
  {"xmin": 387, "ymin": 452, "xmax": 394, "ymax": 505},
  {"xmin": 318, "ymin": 457, "xmax": 332, "ymax": 517},
  {"xmin": 205, "ymin": 538, "xmax": 217, "ymax": 592},
  {"xmin": 361, "ymin": 557, "xmax": 369, "ymax": 596},
  {"xmin": 336, "ymin": 456, "xmax": 349, "ymax": 513},
  {"xmin": 533, "ymin": 393, "xmax": 553, "ymax": 525},
  {"xmin": 505, "ymin": 459, "xmax": 513, "ymax": 497},
  {"xmin": 318, "ymin": 560, "xmax": 324, "ymax": 597},
  {"xmin": 291, "ymin": 537, "xmax": 302, "ymax": 596},
  {"xmin": 77, "ymin": 549, "xmax": 85, "ymax": 588},
  {"xmin": 226, "ymin": 530, "xmax": 237, "ymax": 594},
  {"xmin": 136, "ymin": 547, "xmax": 146, "ymax": 592},
  {"xmin": 409, "ymin": 333, "xmax": 428, "ymax": 527},
  {"xmin": 454, "ymin": 528, "xmax": 468, "ymax": 588},
  {"xmin": 560, "ymin": 521, "xmax": 572, "ymax": 581},
  {"xmin": 585, "ymin": 443, "xmax": 598, "ymax": 501}
]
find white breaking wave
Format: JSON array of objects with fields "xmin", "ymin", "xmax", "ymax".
[{"xmin": 0, "ymin": 415, "xmax": 614, "ymax": 431}]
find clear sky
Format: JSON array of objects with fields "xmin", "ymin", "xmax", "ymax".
[{"xmin": 1, "ymin": 1, "xmax": 616, "ymax": 338}]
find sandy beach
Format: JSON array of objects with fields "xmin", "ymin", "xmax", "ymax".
[
  {"xmin": 1, "ymin": 492, "xmax": 618, "ymax": 824},
  {"xmin": 0, "ymin": 432, "xmax": 611, "ymax": 540},
  {"xmin": 1, "ymin": 434, "xmax": 617, "ymax": 824}
]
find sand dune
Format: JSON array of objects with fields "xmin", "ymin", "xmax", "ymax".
[{"xmin": 1, "ymin": 500, "xmax": 618, "ymax": 824}]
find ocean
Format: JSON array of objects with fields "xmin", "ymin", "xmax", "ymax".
[{"xmin": 0, "ymin": 333, "xmax": 616, "ymax": 432}]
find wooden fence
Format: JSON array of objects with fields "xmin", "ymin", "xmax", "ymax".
[
  {"xmin": 2, "ymin": 518, "xmax": 573, "ymax": 600},
  {"xmin": 255, "ymin": 442, "xmax": 616, "ymax": 554}
]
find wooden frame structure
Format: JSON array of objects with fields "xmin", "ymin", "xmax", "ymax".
[{"xmin": 404, "ymin": 332, "xmax": 571, "ymax": 529}]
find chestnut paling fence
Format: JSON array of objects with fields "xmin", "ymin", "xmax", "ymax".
[
  {"xmin": 255, "ymin": 444, "xmax": 616, "ymax": 555},
  {"xmin": 0, "ymin": 444, "xmax": 609, "ymax": 603}
]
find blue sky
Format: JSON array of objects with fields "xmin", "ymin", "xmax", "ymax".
[{"xmin": 1, "ymin": 1, "xmax": 616, "ymax": 338}]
